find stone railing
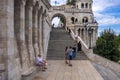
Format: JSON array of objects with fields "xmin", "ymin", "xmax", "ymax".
[
  {"xmin": 52, "ymin": 6, "xmax": 65, "ymax": 10},
  {"xmin": 89, "ymin": 52, "xmax": 120, "ymax": 73},
  {"xmin": 70, "ymin": 30, "xmax": 120, "ymax": 73},
  {"xmin": 70, "ymin": 30, "xmax": 91, "ymax": 54},
  {"xmin": 67, "ymin": 22, "xmax": 98, "ymax": 27},
  {"xmin": 64, "ymin": 9, "xmax": 92, "ymax": 13},
  {"xmin": 75, "ymin": 22, "xmax": 98, "ymax": 27}
]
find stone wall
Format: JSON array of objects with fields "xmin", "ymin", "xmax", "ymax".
[
  {"xmin": 87, "ymin": 50, "xmax": 120, "ymax": 73},
  {"xmin": 0, "ymin": 0, "xmax": 51, "ymax": 80}
]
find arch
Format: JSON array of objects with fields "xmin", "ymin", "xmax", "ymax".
[
  {"xmin": 71, "ymin": 17, "xmax": 75, "ymax": 24},
  {"xmin": 89, "ymin": 3, "xmax": 91, "ymax": 9},
  {"xmin": 51, "ymin": 13, "xmax": 66, "ymax": 27},
  {"xmin": 85, "ymin": 3, "xmax": 88, "ymax": 8},
  {"xmin": 39, "ymin": 6, "xmax": 43, "ymax": 15},
  {"xmin": 81, "ymin": 28, "xmax": 84, "ymax": 40},
  {"xmin": 75, "ymin": 18, "xmax": 78, "ymax": 23},
  {"xmin": 81, "ymin": 3, "xmax": 84, "ymax": 8},
  {"xmin": 78, "ymin": 28, "xmax": 81, "ymax": 36},
  {"xmin": 43, "ymin": 9, "xmax": 46, "ymax": 16},
  {"xmin": 82, "ymin": 17, "xmax": 88, "ymax": 23}
]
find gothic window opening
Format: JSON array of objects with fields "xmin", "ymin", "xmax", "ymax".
[
  {"xmin": 71, "ymin": 17, "xmax": 75, "ymax": 24},
  {"xmin": 85, "ymin": 3, "xmax": 88, "ymax": 8},
  {"xmin": 81, "ymin": 3, "xmax": 84, "ymax": 8},
  {"xmin": 75, "ymin": 18, "xmax": 78, "ymax": 23},
  {"xmin": 78, "ymin": 28, "xmax": 80, "ymax": 36},
  {"xmin": 89, "ymin": 4, "xmax": 91, "ymax": 8},
  {"xmin": 82, "ymin": 17, "xmax": 88, "ymax": 23}
]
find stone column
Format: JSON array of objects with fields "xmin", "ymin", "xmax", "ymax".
[
  {"xmin": 92, "ymin": 29, "xmax": 96, "ymax": 47},
  {"xmin": 41, "ymin": 13, "xmax": 45, "ymax": 56},
  {"xmin": 25, "ymin": 2, "xmax": 35, "ymax": 65},
  {"xmin": 86, "ymin": 29, "xmax": 89, "ymax": 46},
  {"xmin": 85, "ymin": 28, "xmax": 88, "ymax": 45},
  {"xmin": 33, "ymin": 6, "xmax": 39, "ymax": 57},
  {"xmin": 0, "ymin": 0, "xmax": 21, "ymax": 80},
  {"xmin": 84, "ymin": 28, "xmax": 86, "ymax": 44},
  {"xmin": 14, "ymin": 0, "xmax": 30, "ymax": 71},
  {"xmin": 38, "ymin": 9, "xmax": 43, "ymax": 56}
]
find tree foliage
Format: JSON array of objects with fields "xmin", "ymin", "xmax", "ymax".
[
  {"xmin": 66, "ymin": 0, "xmax": 76, "ymax": 6},
  {"xmin": 93, "ymin": 28, "xmax": 120, "ymax": 62}
]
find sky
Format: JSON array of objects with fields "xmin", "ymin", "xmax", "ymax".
[{"xmin": 51, "ymin": 0, "xmax": 120, "ymax": 36}]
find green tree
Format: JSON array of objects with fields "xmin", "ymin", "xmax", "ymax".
[
  {"xmin": 66, "ymin": 0, "xmax": 76, "ymax": 6},
  {"xmin": 93, "ymin": 28, "xmax": 120, "ymax": 62}
]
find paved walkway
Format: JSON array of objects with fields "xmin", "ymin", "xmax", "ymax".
[{"xmin": 34, "ymin": 60, "xmax": 104, "ymax": 80}]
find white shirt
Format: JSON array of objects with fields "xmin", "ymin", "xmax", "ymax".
[{"xmin": 36, "ymin": 56, "xmax": 43, "ymax": 64}]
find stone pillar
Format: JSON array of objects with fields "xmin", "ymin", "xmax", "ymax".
[
  {"xmin": 85, "ymin": 28, "xmax": 87, "ymax": 45},
  {"xmin": 86, "ymin": 29, "xmax": 89, "ymax": 46},
  {"xmin": 33, "ymin": 6, "xmax": 39, "ymax": 57},
  {"xmin": 92, "ymin": 29, "xmax": 96, "ymax": 47},
  {"xmin": 25, "ymin": 3, "xmax": 35, "ymax": 65},
  {"xmin": 84, "ymin": 28, "xmax": 86, "ymax": 43},
  {"xmin": 14, "ymin": 0, "xmax": 30, "ymax": 71},
  {"xmin": 0, "ymin": 0, "xmax": 21, "ymax": 80},
  {"xmin": 41, "ymin": 13, "xmax": 45, "ymax": 56},
  {"xmin": 38, "ymin": 9, "xmax": 43, "ymax": 56}
]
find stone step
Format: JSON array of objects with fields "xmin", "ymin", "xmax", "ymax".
[
  {"xmin": 47, "ymin": 28, "xmax": 88, "ymax": 60},
  {"xmin": 50, "ymin": 35, "xmax": 72, "ymax": 40}
]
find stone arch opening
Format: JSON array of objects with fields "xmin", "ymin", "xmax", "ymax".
[
  {"xmin": 51, "ymin": 13, "xmax": 66, "ymax": 28},
  {"xmin": 82, "ymin": 17, "xmax": 88, "ymax": 23},
  {"xmin": 78, "ymin": 28, "xmax": 81, "ymax": 36}
]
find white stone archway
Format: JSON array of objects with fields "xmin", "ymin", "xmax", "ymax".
[{"xmin": 51, "ymin": 13, "xmax": 66, "ymax": 28}]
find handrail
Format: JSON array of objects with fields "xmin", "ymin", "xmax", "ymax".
[
  {"xmin": 77, "ymin": 36, "xmax": 89, "ymax": 49},
  {"xmin": 70, "ymin": 30, "xmax": 89, "ymax": 49}
]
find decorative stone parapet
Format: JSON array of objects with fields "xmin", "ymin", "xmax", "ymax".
[
  {"xmin": 70, "ymin": 30, "xmax": 120, "ymax": 73},
  {"xmin": 89, "ymin": 52, "xmax": 120, "ymax": 73}
]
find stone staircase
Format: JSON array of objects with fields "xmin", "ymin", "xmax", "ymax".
[{"xmin": 47, "ymin": 28, "xmax": 88, "ymax": 60}]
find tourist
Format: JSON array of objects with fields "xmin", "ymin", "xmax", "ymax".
[
  {"xmin": 75, "ymin": 34, "xmax": 78, "ymax": 42},
  {"xmin": 77, "ymin": 41, "xmax": 81, "ymax": 52},
  {"xmin": 68, "ymin": 29, "xmax": 71, "ymax": 34},
  {"xmin": 65, "ymin": 46, "xmax": 69, "ymax": 64},
  {"xmin": 72, "ymin": 44, "xmax": 76, "ymax": 58},
  {"xmin": 68, "ymin": 46, "xmax": 73, "ymax": 66},
  {"xmin": 36, "ymin": 54, "xmax": 47, "ymax": 71}
]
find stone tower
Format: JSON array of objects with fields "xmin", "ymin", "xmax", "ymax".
[{"xmin": 49, "ymin": 0, "xmax": 98, "ymax": 48}]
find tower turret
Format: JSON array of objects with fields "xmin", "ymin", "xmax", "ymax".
[{"xmin": 76, "ymin": 0, "xmax": 93, "ymax": 11}]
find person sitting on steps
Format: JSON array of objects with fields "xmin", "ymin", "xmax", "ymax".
[{"xmin": 36, "ymin": 54, "xmax": 47, "ymax": 71}]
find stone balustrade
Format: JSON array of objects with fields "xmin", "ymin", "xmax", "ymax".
[
  {"xmin": 68, "ymin": 22, "xmax": 98, "ymax": 27},
  {"xmin": 70, "ymin": 30, "xmax": 120, "ymax": 73},
  {"xmin": 52, "ymin": 6, "xmax": 65, "ymax": 10},
  {"xmin": 64, "ymin": 8, "xmax": 92, "ymax": 13}
]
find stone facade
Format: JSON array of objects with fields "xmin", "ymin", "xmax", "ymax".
[
  {"xmin": 0, "ymin": 0, "xmax": 51, "ymax": 80},
  {"xmin": 49, "ymin": 0, "xmax": 98, "ymax": 48}
]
